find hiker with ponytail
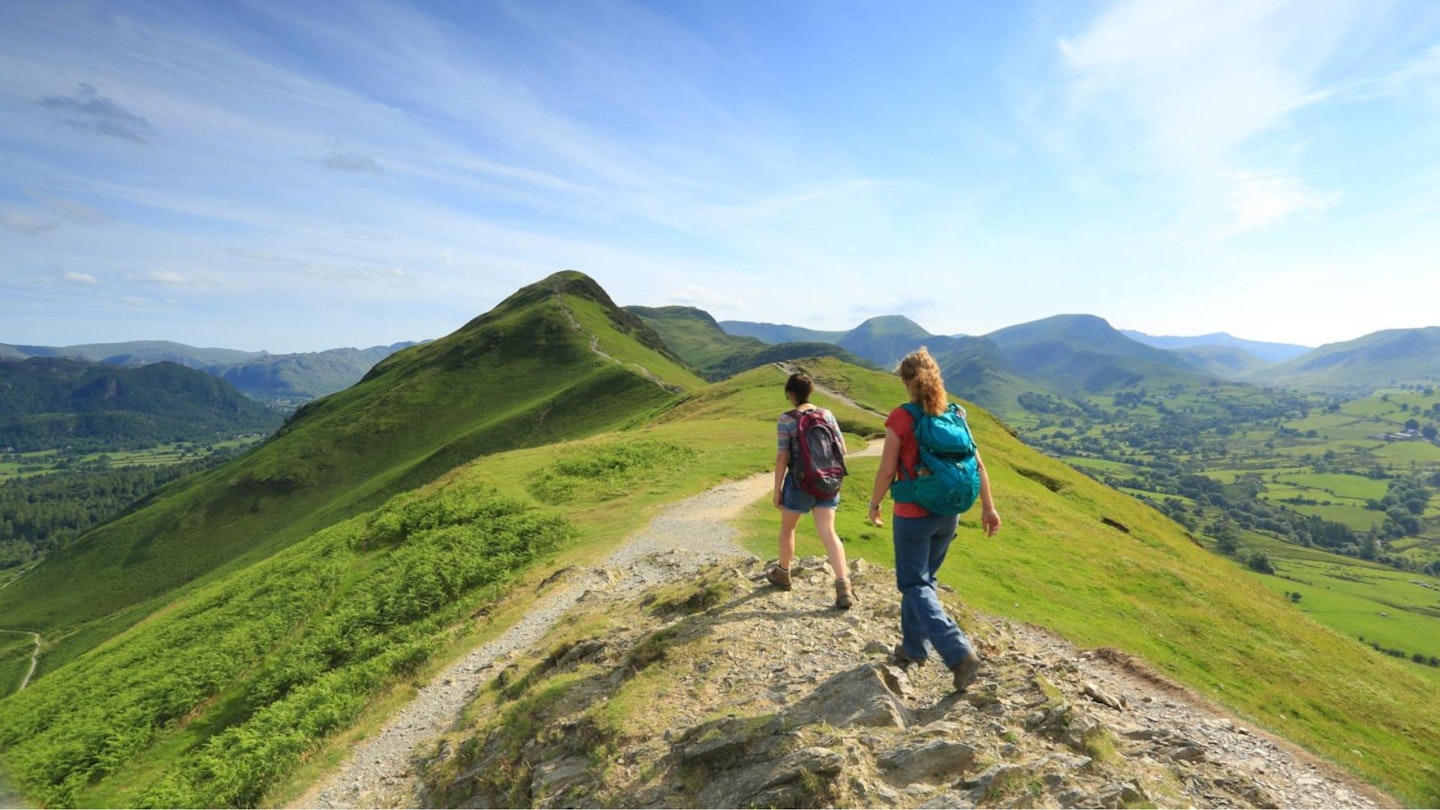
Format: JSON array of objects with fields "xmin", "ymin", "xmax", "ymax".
[
  {"xmin": 768, "ymin": 371, "xmax": 855, "ymax": 610},
  {"xmin": 866, "ymin": 348, "xmax": 1000, "ymax": 692}
]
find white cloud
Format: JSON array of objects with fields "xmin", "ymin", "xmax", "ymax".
[
  {"xmin": 44, "ymin": 196, "xmax": 110, "ymax": 225},
  {"xmin": 1052, "ymin": 0, "xmax": 1367, "ymax": 231},
  {"xmin": 37, "ymin": 82, "xmax": 154, "ymax": 143},
  {"xmin": 1, "ymin": 210, "xmax": 57, "ymax": 234},
  {"xmin": 321, "ymin": 148, "xmax": 383, "ymax": 174},
  {"xmin": 663, "ymin": 284, "xmax": 748, "ymax": 311},
  {"xmin": 61, "ymin": 270, "xmax": 98, "ymax": 284},
  {"xmin": 1225, "ymin": 171, "xmax": 1342, "ymax": 233},
  {"xmin": 127, "ymin": 270, "xmax": 197, "ymax": 286}
]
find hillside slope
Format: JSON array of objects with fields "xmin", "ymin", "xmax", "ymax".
[
  {"xmin": 0, "ymin": 271, "xmax": 702, "ymax": 661},
  {"xmin": 0, "ymin": 357, "xmax": 281, "ymax": 451},
  {"xmin": 986, "ymin": 314, "xmax": 1215, "ymax": 393},
  {"xmin": 628, "ymin": 305, "xmax": 875, "ymax": 379},
  {"xmin": 1255, "ymin": 326, "xmax": 1440, "ymax": 389}
]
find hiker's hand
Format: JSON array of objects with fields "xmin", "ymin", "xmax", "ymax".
[
  {"xmin": 773, "ymin": 491, "xmax": 783, "ymax": 510},
  {"xmin": 867, "ymin": 503, "xmax": 883, "ymax": 527},
  {"xmin": 982, "ymin": 508, "xmax": 1001, "ymax": 537}
]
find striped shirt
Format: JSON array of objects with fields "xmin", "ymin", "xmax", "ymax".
[{"xmin": 776, "ymin": 406, "xmax": 845, "ymax": 453}]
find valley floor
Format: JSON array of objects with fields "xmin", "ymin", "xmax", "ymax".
[{"xmin": 291, "ymin": 464, "xmax": 1396, "ymax": 809}]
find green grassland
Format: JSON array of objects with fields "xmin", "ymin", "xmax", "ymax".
[{"xmin": 1237, "ymin": 532, "xmax": 1440, "ymax": 662}]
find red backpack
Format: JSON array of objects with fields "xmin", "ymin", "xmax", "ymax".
[{"xmin": 788, "ymin": 408, "xmax": 848, "ymax": 498}]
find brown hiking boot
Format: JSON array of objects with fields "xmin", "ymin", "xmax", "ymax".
[
  {"xmin": 891, "ymin": 643, "xmax": 925, "ymax": 669},
  {"xmin": 834, "ymin": 578, "xmax": 854, "ymax": 610},
  {"xmin": 951, "ymin": 650, "xmax": 980, "ymax": 692},
  {"xmin": 766, "ymin": 565, "xmax": 792, "ymax": 591}
]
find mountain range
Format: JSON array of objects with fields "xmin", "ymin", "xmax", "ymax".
[
  {"xmin": 1, "ymin": 271, "xmax": 1438, "ymax": 807},
  {"xmin": 8, "ymin": 309, "xmax": 1437, "ymax": 426},
  {"xmin": 0, "ymin": 340, "xmax": 415, "ymax": 408}
]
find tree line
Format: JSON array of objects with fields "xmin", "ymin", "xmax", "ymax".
[{"xmin": 0, "ymin": 459, "xmax": 219, "ymax": 569}]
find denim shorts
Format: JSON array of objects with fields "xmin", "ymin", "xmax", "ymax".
[{"xmin": 781, "ymin": 473, "xmax": 840, "ymax": 513}]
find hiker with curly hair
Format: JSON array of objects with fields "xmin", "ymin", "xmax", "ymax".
[
  {"xmin": 866, "ymin": 348, "xmax": 1000, "ymax": 692},
  {"xmin": 769, "ymin": 371, "xmax": 854, "ymax": 609}
]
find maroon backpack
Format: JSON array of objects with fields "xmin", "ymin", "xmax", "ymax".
[{"xmin": 788, "ymin": 408, "xmax": 848, "ymax": 498}]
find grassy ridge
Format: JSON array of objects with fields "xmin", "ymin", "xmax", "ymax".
[
  {"xmin": 733, "ymin": 363, "xmax": 1440, "ymax": 805},
  {"xmin": 0, "ymin": 273, "xmax": 701, "ymax": 677}
]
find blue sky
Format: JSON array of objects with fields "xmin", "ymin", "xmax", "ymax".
[{"xmin": 3, "ymin": 0, "xmax": 1439, "ymax": 353}]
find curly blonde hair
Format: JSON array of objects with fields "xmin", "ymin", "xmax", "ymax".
[{"xmin": 896, "ymin": 347, "xmax": 947, "ymax": 415}]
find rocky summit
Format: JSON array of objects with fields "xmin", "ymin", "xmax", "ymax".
[{"xmin": 412, "ymin": 555, "xmax": 1389, "ymax": 809}]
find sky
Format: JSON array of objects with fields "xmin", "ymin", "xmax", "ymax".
[{"xmin": 3, "ymin": 0, "xmax": 1440, "ymax": 354}]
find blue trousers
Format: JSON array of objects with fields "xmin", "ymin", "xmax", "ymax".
[{"xmin": 893, "ymin": 512, "xmax": 973, "ymax": 668}]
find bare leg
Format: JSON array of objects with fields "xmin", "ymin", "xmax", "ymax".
[
  {"xmin": 777, "ymin": 509, "xmax": 803, "ymax": 570},
  {"xmin": 811, "ymin": 507, "xmax": 849, "ymax": 580}
]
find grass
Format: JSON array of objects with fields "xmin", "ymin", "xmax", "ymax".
[{"xmin": 1242, "ymin": 534, "xmax": 1440, "ymax": 668}]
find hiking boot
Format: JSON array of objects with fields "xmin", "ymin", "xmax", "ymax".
[
  {"xmin": 766, "ymin": 565, "xmax": 792, "ymax": 591},
  {"xmin": 951, "ymin": 650, "xmax": 981, "ymax": 693},
  {"xmin": 834, "ymin": 578, "xmax": 854, "ymax": 610},
  {"xmin": 891, "ymin": 643, "xmax": 925, "ymax": 669}
]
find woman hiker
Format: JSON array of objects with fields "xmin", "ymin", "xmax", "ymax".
[
  {"xmin": 768, "ymin": 372, "xmax": 855, "ymax": 609},
  {"xmin": 866, "ymin": 348, "xmax": 1000, "ymax": 691}
]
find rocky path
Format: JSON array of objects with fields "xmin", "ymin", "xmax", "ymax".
[
  {"xmin": 296, "ymin": 441, "xmax": 1393, "ymax": 808},
  {"xmin": 294, "ymin": 471, "xmax": 778, "ymax": 808}
]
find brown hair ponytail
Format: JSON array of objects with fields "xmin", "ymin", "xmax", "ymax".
[{"xmin": 896, "ymin": 347, "xmax": 947, "ymax": 415}]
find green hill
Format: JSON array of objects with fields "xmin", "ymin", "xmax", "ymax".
[
  {"xmin": 0, "ymin": 281, "xmax": 1437, "ymax": 807},
  {"xmin": 834, "ymin": 315, "xmax": 934, "ymax": 367},
  {"xmin": 717, "ymin": 320, "xmax": 847, "ymax": 345},
  {"xmin": 0, "ymin": 358, "xmax": 282, "ymax": 452},
  {"xmin": 627, "ymin": 305, "xmax": 875, "ymax": 379},
  {"xmin": 0, "ymin": 271, "xmax": 702, "ymax": 662},
  {"xmin": 1168, "ymin": 344, "xmax": 1270, "ymax": 377},
  {"xmin": 986, "ymin": 314, "xmax": 1216, "ymax": 393},
  {"xmin": 1256, "ymin": 327, "xmax": 1440, "ymax": 390}
]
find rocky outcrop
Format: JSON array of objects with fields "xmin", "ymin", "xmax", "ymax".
[{"xmin": 412, "ymin": 555, "xmax": 1389, "ymax": 809}]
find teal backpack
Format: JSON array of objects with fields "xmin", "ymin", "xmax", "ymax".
[{"xmin": 890, "ymin": 402, "xmax": 981, "ymax": 515}]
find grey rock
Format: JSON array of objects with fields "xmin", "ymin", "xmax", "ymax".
[
  {"xmin": 878, "ymin": 739, "xmax": 978, "ymax": 783},
  {"xmin": 695, "ymin": 745, "xmax": 845, "ymax": 807},
  {"xmin": 791, "ymin": 663, "xmax": 915, "ymax": 729}
]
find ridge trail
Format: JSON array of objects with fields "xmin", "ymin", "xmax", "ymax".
[{"xmin": 296, "ymin": 441, "xmax": 882, "ymax": 809}]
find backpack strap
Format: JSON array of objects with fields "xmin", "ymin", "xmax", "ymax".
[
  {"xmin": 899, "ymin": 402, "xmax": 924, "ymax": 480},
  {"xmin": 783, "ymin": 408, "xmax": 801, "ymax": 475}
]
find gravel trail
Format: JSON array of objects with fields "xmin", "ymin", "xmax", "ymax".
[{"xmin": 294, "ymin": 471, "xmax": 779, "ymax": 808}]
